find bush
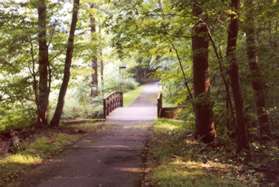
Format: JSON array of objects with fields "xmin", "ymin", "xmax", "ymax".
[
  {"xmin": 50, "ymin": 87, "xmax": 103, "ymax": 120},
  {"xmin": 104, "ymin": 76, "xmax": 139, "ymax": 93},
  {"xmin": 0, "ymin": 105, "xmax": 35, "ymax": 133},
  {"xmin": 119, "ymin": 78, "xmax": 139, "ymax": 92}
]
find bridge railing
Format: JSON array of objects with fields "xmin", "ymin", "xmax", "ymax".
[
  {"xmin": 103, "ymin": 91, "xmax": 123, "ymax": 118},
  {"xmin": 157, "ymin": 92, "xmax": 181, "ymax": 119},
  {"xmin": 157, "ymin": 93, "xmax": 163, "ymax": 117}
]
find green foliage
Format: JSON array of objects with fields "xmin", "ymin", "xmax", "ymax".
[
  {"xmin": 0, "ymin": 105, "xmax": 35, "ymax": 133},
  {"xmin": 104, "ymin": 76, "xmax": 139, "ymax": 93},
  {"xmin": 0, "ymin": 0, "xmax": 278, "ymax": 167},
  {"xmin": 60, "ymin": 77, "xmax": 103, "ymax": 119}
]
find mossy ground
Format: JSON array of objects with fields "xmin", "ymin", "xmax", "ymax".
[{"xmin": 123, "ymin": 86, "xmax": 143, "ymax": 106}]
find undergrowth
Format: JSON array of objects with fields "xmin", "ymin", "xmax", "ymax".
[
  {"xmin": 0, "ymin": 122, "xmax": 101, "ymax": 186},
  {"xmin": 146, "ymin": 119, "xmax": 254, "ymax": 187}
]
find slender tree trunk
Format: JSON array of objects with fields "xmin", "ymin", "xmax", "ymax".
[
  {"xmin": 100, "ymin": 50, "xmax": 104, "ymax": 96},
  {"xmin": 207, "ymin": 28, "xmax": 236, "ymax": 132},
  {"xmin": 170, "ymin": 42, "xmax": 193, "ymax": 99},
  {"xmin": 29, "ymin": 39, "xmax": 39, "ymax": 107},
  {"xmin": 192, "ymin": 2, "xmax": 216, "ymax": 143},
  {"xmin": 90, "ymin": 4, "xmax": 98, "ymax": 97},
  {"xmin": 226, "ymin": 0, "xmax": 249, "ymax": 151},
  {"xmin": 50, "ymin": 0, "xmax": 80, "ymax": 127},
  {"xmin": 244, "ymin": 0, "xmax": 271, "ymax": 137},
  {"xmin": 37, "ymin": 0, "xmax": 49, "ymax": 127},
  {"xmin": 98, "ymin": 26, "xmax": 104, "ymax": 96}
]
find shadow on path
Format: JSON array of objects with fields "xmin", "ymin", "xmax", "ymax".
[{"xmin": 20, "ymin": 82, "xmax": 160, "ymax": 187}]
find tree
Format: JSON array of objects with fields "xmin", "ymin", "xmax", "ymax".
[
  {"xmin": 36, "ymin": 0, "xmax": 50, "ymax": 127},
  {"xmin": 226, "ymin": 0, "xmax": 249, "ymax": 151},
  {"xmin": 244, "ymin": 0, "xmax": 270, "ymax": 137},
  {"xmin": 50, "ymin": 0, "xmax": 80, "ymax": 127},
  {"xmin": 90, "ymin": 3, "xmax": 98, "ymax": 97},
  {"xmin": 192, "ymin": 1, "xmax": 216, "ymax": 143}
]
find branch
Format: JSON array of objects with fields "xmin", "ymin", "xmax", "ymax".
[
  {"xmin": 47, "ymin": 21, "xmax": 58, "ymax": 47},
  {"xmin": 169, "ymin": 41, "xmax": 193, "ymax": 99},
  {"xmin": 28, "ymin": 39, "xmax": 39, "ymax": 106},
  {"xmin": 206, "ymin": 24, "xmax": 235, "ymax": 127}
]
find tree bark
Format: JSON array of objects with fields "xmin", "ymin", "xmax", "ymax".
[
  {"xmin": 50, "ymin": 0, "xmax": 80, "ymax": 127},
  {"xmin": 100, "ymin": 50, "xmax": 104, "ymax": 96},
  {"xmin": 226, "ymin": 0, "xmax": 249, "ymax": 151},
  {"xmin": 37, "ymin": 0, "xmax": 49, "ymax": 127},
  {"xmin": 244, "ymin": 0, "xmax": 270, "ymax": 137},
  {"xmin": 90, "ymin": 4, "xmax": 98, "ymax": 97},
  {"xmin": 192, "ymin": 2, "xmax": 216, "ymax": 143},
  {"xmin": 98, "ymin": 26, "xmax": 104, "ymax": 96}
]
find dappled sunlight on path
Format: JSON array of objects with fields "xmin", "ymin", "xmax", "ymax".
[{"xmin": 20, "ymin": 83, "xmax": 160, "ymax": 187}]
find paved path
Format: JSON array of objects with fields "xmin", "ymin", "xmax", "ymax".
[{"xmin": 20, "ymin": 82, "xmax": 160, "ymax": 187}]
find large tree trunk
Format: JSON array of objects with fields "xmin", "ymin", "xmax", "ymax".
[
  {"xmin": 244, "ymin": 0, "xmax": 270, "ymax": 137},
  {"xmin": 226, "ymin": 0, "xmax": 249, "ymax": 151},
  {"xmin": 50, "ymin": 0, "xmax": 80, "ymax": 127},
  {"xmin": 192, "ymin": 2, "xmax": 216, "ymax": 143},
  {"xmin": 37, "ymin": 0, "xmax": 49, "ymax": 127},
  {"xmin": 90, "ymin": 4, "xmax": 98, "ymax": 97}
]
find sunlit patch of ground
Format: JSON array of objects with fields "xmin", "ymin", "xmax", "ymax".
[
  {"xmin": 145, "ymin": 119, "xmax": 258, "ymax": 187},
  {"xmin": 150, "ymin": 159, "xmax": 244, "ymax": 187},
  {"xmin": 0, "ymin": 122, "xmax": 102, "ymax": 186},
  {"xmin": 2, "ymin": 153, "xmax": 42, "ymax": 165}
]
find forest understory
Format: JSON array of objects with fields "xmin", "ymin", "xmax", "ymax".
[
  {"xmin": 0, "ymin": 122, "xmax": 105, "ymax": 186},
  {"xmin": 145, "ymin": 119, "xmax": 279, "ymax": 187},
  {"xmin": 0, "ymin": 0, "xmax": 279, "ymax": 186}
]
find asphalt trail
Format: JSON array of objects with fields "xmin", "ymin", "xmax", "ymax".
[{"xmin": 20, "ymin": 82, "xmax": 160, "ymax": 187}]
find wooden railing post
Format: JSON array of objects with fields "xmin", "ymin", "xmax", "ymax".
[
  {"xmin": 157, "ymin": 93, "xmax": 162, "ymax": 117},
  {"xmin": 103, "ymin": 98, "xmax": 107, "ymax": 119},
  {"xmin": 120, "ymin": 92, "xmax": 123, "ymax": 107}
]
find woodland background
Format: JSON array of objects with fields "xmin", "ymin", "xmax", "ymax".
[{"xmin": 0, "ymin": 0, "xmax": 279, "ymax": 186}]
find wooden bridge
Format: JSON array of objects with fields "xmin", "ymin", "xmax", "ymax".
[
  {"xmin": 103, "ymin": 91, "xmax": 123, "ymax": 118},
  {"xmin": 103, "ymin": 83, "xmax": 178, "ymax": 120}
]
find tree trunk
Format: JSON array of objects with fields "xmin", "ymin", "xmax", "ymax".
[
  {"xmin": 244, "ymin": 0, "xmax": 270, "ymax": 137},
  {"xmin": 192, "ymin": 2, "xmax": 216, "ymax": 143},
  {"xmin": 207, "ymin": 28, "xmax": 236, "ymax": 133},
  {"xmin": 90, "ymin": 4, "xmax": 98, "ymax": 97},
  {"xmin": 99, "ymin": 26, "xmax": 104, "ymax": 96},
  {"xmin": 226, "ymin": 0, "xmax": 249, "ymax": 151},
  {"xmin": 100, "ymin": 51, "xmax": 104, "ymax": 96},
  {"xmin": 37, "ymin": 0, "xmax": 49, "ymax": 127},
  {"xmin": 50, "ymin": 0, "xmax": 80, "ymax": 127}
]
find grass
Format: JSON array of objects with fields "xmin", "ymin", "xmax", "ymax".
[
  {"xmin": 146, "ymin": 119, "xmax": 247, "ymax": 187},
  {"xmin": 62, "ymin": 121, "xmax": 104, "ymax": 133},
  {"xmin": 0, "ymin": 122, "xmax": 101, "ymax": 186},
  {"xmin": 163, "ymin": 100, "xmax": 177, "ymax": 108},
  {"xmin": 123, "ymin": 86, "xmax": 143, "ymax": 106}
]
